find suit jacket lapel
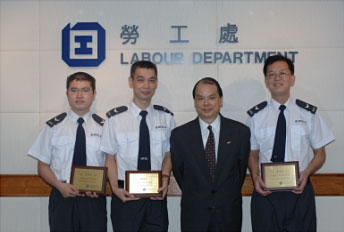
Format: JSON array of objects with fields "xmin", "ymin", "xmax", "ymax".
[
  {"xmin": 215, "ymin": 116, "xmax": 234, "ymax": 182},
  {"xmin": 188, "ymin": 118, "xmax": 213, "ymax": 183}
]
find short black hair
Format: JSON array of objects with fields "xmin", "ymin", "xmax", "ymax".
[
  {"xmin": 192, "ymin": 77, "xmax": 223, "ymax": 99},
  {"xmin": 263, "ymin": 55, "xmax": 294, "ymax": 76},
  {"xmin": 130, "ymin": 61, "xmax": 157, "ymax": 78},
  {"xmin": 66, "ymin": 72, "xmax": 96, "ymax": 93}
]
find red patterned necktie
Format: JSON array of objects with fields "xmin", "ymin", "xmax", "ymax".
[{"xmin": 205, "ymin": 125, "xmax": 216, "ymax": 182}]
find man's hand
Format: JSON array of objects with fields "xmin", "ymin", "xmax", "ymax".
[
  {"xmin": 292, "ymin": 147, "xmax": 326, "ymax": 194},
  {"xmin": 105, "ymin": 154, "xmax": 139, "ymax": 202},
  {"xmin": 38, "ymin": 161, "xmax": 82, "ymax": 198},
  {"xmin": 113, "ymin": 187, "xmax": 140, "ymax": 203},
  {"xmin": 56, "ymin": 182, "xmax": 81, "ymax": 198},
  {"xmin": 248, "ymin": 150, "xmax": 271, "ymax": 196},
  {"xmin": 292, "ymin": 171, "xmax": 309, "ymax": 194},
  {"xmin": 151, "ymin": 177, "xmax": 169, "ymax": 200},
  {"xmin": 252, "ymin": 174, "xmax": 272, "ymax": 196},
  {"xmin": 85, "ymin": 192, "xmax": 100, "ymax": 198},
  {"xmin": 153, "ymin": 151, "xmax": 172, "ymax": 201}
]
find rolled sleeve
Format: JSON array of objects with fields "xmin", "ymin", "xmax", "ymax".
[
  {"xmin": 310, "ymin": 113, "xmax": 335, "ymax": 149},
  {"xmin": 27, "ymin": 126, "xmax": 52, "ymax": 164},
  {"xmin": 246, "ymin": 117, "xmax": 259, "ymax": 151},
  {"xmin": 100, "ymin": 118, "xmax": 118, "ymax": 155}
]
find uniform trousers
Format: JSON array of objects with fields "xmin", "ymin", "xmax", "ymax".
[
  {"xmin": 49, "ymin": 187, "xmax": 107, "ymax": 232},
  {"xmin": 110, "ymin": 193, "xmax": 168, "ymax": 232},
  {"xmin": 251, "ymin": 181, "xmax": 316, "ymax": 232}
]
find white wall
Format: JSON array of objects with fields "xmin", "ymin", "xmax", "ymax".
[{"xmin": 1, "ymin": 0, "xmax": 343, "ymax": 231}]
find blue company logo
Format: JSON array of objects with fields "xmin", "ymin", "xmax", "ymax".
[{"xmin": 62, "ymin": 22, "xmax": 105, "ymax": 67}]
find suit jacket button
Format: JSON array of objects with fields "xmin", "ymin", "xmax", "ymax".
[{"xmin": 211, "ymin": 190, "xmax": 216, "ymax": 194}]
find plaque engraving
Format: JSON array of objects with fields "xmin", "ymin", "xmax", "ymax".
[
  {"xmin": 125, "ymin": 171, "xmax": 162, "ymax": 198},
  {"xmin": 261, "ymin": 161, "xmax": 299, "ymax": 191},
  {"xmin": 70, "ymin": 166, "xmax": 107, "ymax": 195}
]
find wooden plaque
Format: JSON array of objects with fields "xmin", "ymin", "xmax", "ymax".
[
  {"xmin": 261, "ymin": 161, "xmax": 299, "ymax": 191},
  {"xmin": 70, "ymin": 166, "xmax": 107, "ymax": 195},
  {"xmin": 125, "ymin": 171, "xmax": 162, "ymax": 198}
]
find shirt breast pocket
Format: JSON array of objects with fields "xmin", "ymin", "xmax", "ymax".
[
  {"xmin": 86, "ymin": 136, "xmax": 105, "ymax": 166},
  {"xmin": 290, "ymin": 125, "xmax": 309, "ymax": 154},
  {"xmin": 87, "ymin": 136, "xmax": 101, "ymax": 150},
  {"xmin": 51, "ymin": 136, "xmax": 73, "ymax": 163},
  {"xmin": 151, "ymin": 129, "xmax": 169, "ymax": 155},
  {"xmin": 116, "ymin": 132, "xmax": 138, "ymax": 158},
  {"xmin": 255, "ymin": 127, "xmax": 275, "ymax": 158},
  {"xmin": 51, "ymin": 136, "xmax": 73, "ymax": 149}
]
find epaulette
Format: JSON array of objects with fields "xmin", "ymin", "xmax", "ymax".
[
  {"xmin": 296, "ymin": 99, "xmax": 317, "ymax": 114},
  {"xmin": 46, "ymin": 112, "xmax": 67, "ymax": 127},
  {"xmin": 153, "ymin": 105, "xmax": 174, "ymax": 116},
  {"xmin": 92, "ymin": 114, "xmax": 105, "ymax": 126},
  {"xmin": 247, "ymin": 101, "xmax": 268, "ymax": 117},
  {"xmin": 106, "ymin": 106, "xmax": 128, "ymax": 118}
]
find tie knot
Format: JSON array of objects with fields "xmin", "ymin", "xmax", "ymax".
[
  {"xmin": 207, "ymin": 125, "xmax": 212, "ymax": 131},
  {"xmin": 279, "ymin": 105, "xmax": 286, "ymax": 111},
  {"xmin": 77, "ymin": 118, "xmax": 84, "ymax": 125},
  {"xmin": 140, "ymin": 110, "xmax": 148, "ymax": 118}
]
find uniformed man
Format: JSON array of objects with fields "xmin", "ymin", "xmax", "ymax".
[
  {"xmin": 247, "ymin": 55, "xmax": 335, "ymax": 232},
  {"xmin": 100, "ymin": 61, "xmax": 175, "ymax": 232},
  {"xmin": 28, "ymin": 72, "xmax": 107, "ymax": 232}
]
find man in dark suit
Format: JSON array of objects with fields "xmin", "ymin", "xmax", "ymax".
[{"xmin": 171, "ymin": 77, "xmax": 251, "ymax": 232}]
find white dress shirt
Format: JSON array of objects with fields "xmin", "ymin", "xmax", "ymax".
[
  {"xmin": 100, "ymin": 101, "xmax": 176, "ymax": 180},
  {"xmin": 199, "ymin": 115, "xmax": 221, "ymax": 161},
  {"xmin": 28, "ymin": 111, "xmax": 106, "ymax": 182},
  {"xmin": 247, "ymin": 97, "xmax": 335, "ymax": 172}
]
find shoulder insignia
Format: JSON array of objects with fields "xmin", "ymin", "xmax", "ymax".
[
  {"xmin": 106, "ymin": 106, "xmax": 128, "ymax": 118},
  {"xmin": 92, "ymin": 114, "xmax": 105, "ymax": 126},
  {"xmin": 153, "ymin": 105, "xmax": 174, "ymax": 116},
  {"xmin": 296, "ymin": 99, "xmax": 317, "ymax": 114},
  {"xmin": 46, "ymin": 112, "xmax": 67, "ymax": 127},
  {"xmin": 247, "ymin": 101, "xmax": 268, "ymax": 117}
]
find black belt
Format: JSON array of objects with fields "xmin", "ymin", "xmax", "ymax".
[{"xmin": 118, "ymin": 180, "xmax": 124, "ymax": 189}]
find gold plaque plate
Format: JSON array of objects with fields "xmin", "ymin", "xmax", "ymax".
[
  {"xmin": 125, "ymin": 171, "xmax": 162, "ymax": 198},
  {"xmin": 70, "ymin": 166, "xmax": 107, "ymax": 195},
  {"xmin": 261, "ymin": 161, "xmax": 299, "ymax": 191}
]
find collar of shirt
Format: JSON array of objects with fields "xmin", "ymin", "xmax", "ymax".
[
  {"xmin": 270, "ymin": 97, "xmax": 293, "ymax": 114},
  {"xmin": 269, "ymin": 97, "xmax": 294, "ymax": 164},
  {"xmin": 198, "ymin": 115, "xmax": 221, "ymax": 160},
  {"xmin": 199, "ymin": 115, "xmax": 221, "ymax": 137},
  {"xmin": 69, "ymin": 110, "xmax": 91, "ymax": 125},
  {"xmin": 129, "ymin": 100, "xmax": 154, "ymax": 120}
]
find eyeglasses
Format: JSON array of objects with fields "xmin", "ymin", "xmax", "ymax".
[
  {"xmin": 69, "ymin": 87, "xmax": 91, "ymax": 93},
  {"xmin": 266, "ymin": 71, "xmax": 291, "ymax": 80}
]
